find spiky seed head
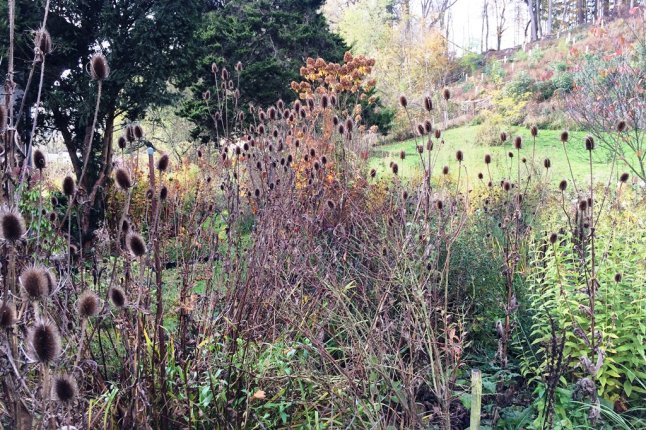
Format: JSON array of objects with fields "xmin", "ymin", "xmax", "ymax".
[
  {"xmin": 617, "ymin": 120, "xmax": 626, "ymax": 132},
  {"xmin": 133, "ymin": 124, "xmax": 144, "ymax": 140},
  {"xmin": 443, "ymin": 88, "xmax": 451, "ymax": 100},
  {"xmin": 52, "ymin": 375, "xmax": 78, "ymax": 403},
  {"xmin": 77, "ymin": 290, "xmax": 100, "ymax": 319},
  {"xmin": 345, "ymin": 118, "xmax": 354, "ymax": 133},
  {"xmin": 456, "ymin": 150, "xmax": 463, "ymax": 163},
  {"xmin": 544, "ymin": 158, "xmax": 551, "ymax": 169},
  {"xmin": 560, "ymin": 131, "xmax": 569, "ymax": 142},
  {"xmin": 221, "ymin": 68, "xmax": 229, "ymax": 81},
  {"xmin": 417, "ymin": 145, "xmax": 424, "ymax": 154},
  {"xmin": 109, "ymin": 287, "xmax": 126, "ymax": 308},
  {"xmin": 522, "ymin": 157, "xmax": 527, "ymax": 163},
  {"xmin": 160, "ymin": 186, "xmax": 168, "ymax": 200},
  {"xmin": 484, "ymin": 154, "xmax": 492, "ymax": 164},
  {"xmin": 392, "ymin": 163, "xmax": 399, "ymax": 175},
  {"xmin": 508, "ymin": 151, "xmax": 514, "ymax": 158},
  {"xmin": 402, "ymin": 191, "xmax": 408, "ymax": 200},
  {"xmin": 62, "ymin": 176, "xmax": 75, "ymax": 196},
  {"xmin": 28, "ymin": 321, "xmax": 61, "ymax": 363},
  {"xmin": 118, "ymin": 136, "xmax": 127, "ymax": 149},
  {"xmin": 549, "ymin": 233, "xmax": 558, "ymax": 244},
  {"xmin": 32, "ymin": 149, "xmax": 46, "ymax": 170},
  {"xmin": 0, "ymin": 208, "xmax": 26, "ymax": 242},
  {"xmin": 35, "ymin": 29, "xmax": 52, "ymax": 54},
  {"xmin": 436, "ymin": 200, "xmax": 443, "ymax": 210},
  {"xmin": 559, "ymin": 180, "xmax": 567, "ymax": 191},
  {"xmin": 503, "ymin": 181, "xmax": 511, "ymax": 191},
  {"xmin": 20, "ymin": 267, "xmax": 49, "ymax": 301},
  {"xmin": 399, "ymin": 95, "xmax": 408, "ymax": 108},
  {"xmin": 211, "ymin": 63, "xmax": 218, "ymax": 74},
  {"xmin": 619, "ymin": 172, "xmax": 629, "ymax": 183},
  {"xmin": 614, "ymin": 273, "xmax": 622, "ymax": 283},
  {"xmin": 321, "ymin": 94, "xmax": 329, "ymax": 109},
  {"xmin": 434, "ymin": 129, "xmax": 441, "ymax": 139},
  {"xmin": 0, "ymin": 302, "xmax": 17, "ymax": 328},
  {"xmin": 514, "ymin": 136, "xmax": 522, "ymax": 149},
  {"xmin": 530, "ymin": 126, "xmax": 538, "ymax": 137},
  {"xmin": 89, "ymin": 53, "xmax": 109, "ymax": 81},
  {"xmin": 338, "ymin": 124, "xmax": 345, "ymax": 135},
  {"xmin": 417, "ymin": 124, "xmax": 425, "ymax": 136},
  {"xmin": 585, "ymin": 136, "xmax": 595, "ymax": 151},
  {"xmin": 424, "ymin": 120, "xmax": 432, "ymax": 134},
  {"xmin": 235, "ymin": 61, "xmax": 243, "ymax": 72},
  {"xmin": 370, "ymin": 168, "xmax": 376, "ymax": 178},
  {"xmin": 424, "ymin": 96, "xmax": 433, "ymax": 111},
  {"xmin": 327, "ymin": 200, "xmax": 335, "ymax": 209},
  {"xmin": 500, "ymin": 132, "xmax": 507, "ymax": 142},
  {"xmin": 478, "ymin": 172, "xmax": 483, "ymax": 179},
  {"xmin": 127, "ymin": 233, "xmax": 147, "ymax": 257},
  {"xmin": 400, "ymin": 150, "xmax": 406, "ymax": 160},
  {"xmin": 157, "ymin": 153, "xmax": 170, "ymax": 172},
  {"xmin": 114, "ymin": 168, "xmax": 132, "ymax": 190},
  {"xmin": 442, "ymin": 166, "xmax": 449, "ymax": 175},
  {"xmin": 578, "ymin": 200, "xmax": 588, "ymax": 211}
]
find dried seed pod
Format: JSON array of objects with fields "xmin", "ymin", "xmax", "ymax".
[
  {"xmin": 89, "ymin": 53, "xmax": 110, "ymax": 81},
  {"xmin": 514, "ymin": 136, "xmax": 522, "ymax": 149},
  {"xmin": 559, "ymin": 180, "xmax": 567, "ymax": 191},
  {"xmin": 52, "ymin": 375, "xmax": 78, "ymax": 403},
  {"xmin": 133, "ymin": 124, "xmax": 144, "ymax": 140},
  {"xmin": 109, "ymin": 287, "xmax": 127, "ymax": 308},
  {"xmin": 585, "ymin": 136, "xmax": 595, "ymax": 151},
  {"xmin": 443, "ymin": 88, "xmax": 451, "ymax": 100},
  {"xmin": 20, "ymin": 267, "xmax": 49, "ymax": 301},
  {"xmin": 28, "ymin": 321, "xmax": 61, "ymax": 363},
  {"xmin": 0, "ymin": 208, "xmax": 26, "ymax": 242},
  {"xmin": 114, "ymin": 168, "xmax": 132, "ymax": 190},
  {"xmin": 399, "ymin": 95, "xmax": 408, "ymax": 108},
  {"xmin": 156, "ymin": 153, "xmax": 170, "ymax": 172},
  {"xmin": 62, "ymin": 176, "xmax": 75, "ymax": 196},
  {"xmin": 126, "ymin": 233, "xmax": 147, "ymax": 257},
  {"xmin": 456, "ymin": 150, "xmax": 463, "ymax": 162},
  {"xmin": 160, "ymin": 185, "xmax": 168, "ymax": 200},
  {"xmin": 530, "ymin": 125, "xmax": 538, "ymax": 137},
  {"xmin": 35, "ymin": 29, "xmax": 52, "ymax": 55},
  {"xmin": 560, "ymin": 130, "xmax": 569, "ymax": 142},
  {"xmin": 118, "ymin": 136, "xmax": 127, "ymax": 149},
  {"xmin": 484, "ymin": 154, "xmax": 492, "ymax": 164},
  {"xmin": 544, "ymin": 158, "xmax": 551, "ymax": 169},
  {"xmin": 78, "ymin": 290, "xmax": 100, "ymax": 318},
  {"xmin": 500, "ymin": 132, "xmax": 507, "ymax": 142},
  {"xmin": 0, "ymin": 302, "xmax": 17, "ymax": 328},
  {"xmin": 617, "ymin": 120, "xmax": 626, "ymax": 132},
  {"xmin": 424, "ymin": 95, "xmax": 433, "ymax": 111},
  {"xmin": 391, "ymin": 163, "xmax": 399, "ymax": 175},
  {"xmin": 33, "ymin": 149, "xmax": 46, "ymax": 170},
  {"xmin": 619, "ymin": 172, "xmax": 629, "ymax": 183}
]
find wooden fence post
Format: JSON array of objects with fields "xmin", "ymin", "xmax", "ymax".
[{"xmin": 470, "ymin": 369, "xmax": 482, "ymax": 430}]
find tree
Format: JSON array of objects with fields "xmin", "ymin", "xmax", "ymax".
[
  {"xmin": 1, "ymin": 0, "xmax": 208, "ymax": 243},
  {"xmin": 179, "ymin": 0, "xmax": 347, "ymax": 142}
]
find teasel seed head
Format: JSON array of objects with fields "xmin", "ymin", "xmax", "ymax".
[
  {"xmin": 345, "ymin": 118, "xmax": 354, "ymax": 133},
  {"xmin": 133, "ymin": 124, "xmax": 144, "ymax": 140},
  {"xmin": 417, "ymin": 124, "xmax": 425, "ymax": 136},
  {"xmin": 114, "ymin": 168, "xmax": 132, "ymax": 190},
  {"xmin": 391, "ymin": 163, "xmax": 399, "ymax": 175},
  {"xmin": 484, "ymin": 154, "xmax": 492, "ymax": 164},
  {"xmin": 20, "ymin": 267, "xmax": 50, "ymax": 301},
  {"xmin": 399, "ymin": 95, "xmax": 408, "ymax": 108},
  {"xmin": 578, "ymin": 200, "xmax": 588, "ymax": 211},
  {"xmin": 109, "ymin": 287, "xmax": 127, "ymax": 308},
  {"xmin": 62, "ymin": 176, "xmax": 76, "ymax": 197},
  {"xmin": 35, "ymin": 28, "xmax": 52, "ymax": 55},
  {"xmin": 585, "ymin": 136, "xmax": 595, "ymax": 151},
  {"xmin": 614, "ymin": 273, "xmax": 622, "ymax": 283},
  {"xmin": 157, "ymin": 154, "xmax": 170, "ymax": 172},
  {"xmin": 617, "ymin": 120, "xmax": 626, "ymax": 132},
  {"xmin": 500, "ymin": 132, "xmax": 507, "ymax": 142},
  {"xmin": 514, "ymin": 136, "xmax": 522, "ymax": 149},
  {"xmin": 118, "ymin": 136, "xmax": 127, "ymax": 149},
  {"xmin": 417, "ymin": 145, "xmax": 424, "ymax": 154},
  {"xmin": 503, "ymin": 181, "xmax": 511, "ymax": 191},
  {"xmin": 436, "ymin": 200, "xmax": 443, "ymax": 210},
  {"xmin": 321, "ymin": 94, "xmax": 329, "ymax": 109},
  {"xmin": 52, "ymin": 375, "xmax": 78, "ymax": 403},
  {"xmin": 235, "ymin": 61, "xmax": 243, "ymax": 72},
  {"xmin": 619, "ymin": 172, "xmax": 629, "ymax": 183},
  {"xmin": 530, "ymin": 126, "xmax": 538, "ymax": 137},
  {"xmin": 126, "ymin": 124, "xmax": 136, "ymax": 142},
  {"xmin": 126, "ymin": 233, "xmax": 147, "ymax": 257},
  {"xmin": 549, "ymin": 233, "xmax": 558, "ymax": 244},
  {"xmin": 28, "ymin": 321, "xmax": 61, "ymax": 363},
  {"xmin": 560, "ymin": 130, "xmax": 569, "ymax": 142},
  {"xmin": 160, "ymin": 186, "xmax": 168, "ymax": 200},
  {"xmin": 443, "ymin": 88, "xmax": 451, "ymax": 100},
  {"xmin": 478, "ymin": 172, "xmax": 483, "ymax": 180},
  {"xmin": 221, "ymin": 68, "xmax": 229, "ymax": 81},
  {"xmin": 456, "ymin": 150, "xmax": 463, "ymax": 163},
  {"xmin": 0, "ymin": 208, "xmax": 26, "ymax": 242},
  {"xmin": 423, "ymin": 120, "xmax": 432, "ymax": 134},
  {"xmin": 434, "ymin": 129, "xmax": 441, "ymax": 139},
  {"xmin": 327, "ymin": 200, "xmax": 335, "ymax": 209},
  {"xmin": 78, "ymin": 290, "xmax": 100, "ymax": 319},
  {"xmin": 338, "ymin": 124, "xmax": 345, "ymax": 135},
  {"xmin": 89, "ymin": 53, "xmax": 109, "ymax": 81},
  {"xmin": 544, "ymin": 158, "xmax": 551, "ymax": 169},
  {"xmin": 508, "ymin": 151, "xmax": 514, "ymax": 158},
  {"xmin": 400, "ymin": 150, "xmax": 406, "ymax": 160},
  {"xmin": 33, "ymin": 149, "xmax": 46, "ymax": 170},
  {"xmin": 442, "ymin": 165, "xmax": 449, "ymax": 175},
  {"xmin": 0, "ymin": 302, "xmax": 17, "ymax": 328},
  {"xmin": 559, "ymin": 179, "xmax": 567, "ymax": 191},
  {"xmin": 121, "ymin": 219, "xmax": 129, "ymax": 233},
  {"xmin": 424, "ymin": 95, "xmax": 433, "ymax": 111}
]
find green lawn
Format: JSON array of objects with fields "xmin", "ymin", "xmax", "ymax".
[{"xmin": 370, "ymin": 125, "xmax": 632, "ymax": 186}]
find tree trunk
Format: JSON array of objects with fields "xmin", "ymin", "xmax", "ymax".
[
  {"xmin": 577, "ymin": 0, "xmax": 586, "ymax": 24},
  {"xmin": 527, "ymin": 0, "xmax": 538, "ymax": 42},
  {"xmin": 547, "ymin": 0, "xmax": 553, "ymax": 34}
]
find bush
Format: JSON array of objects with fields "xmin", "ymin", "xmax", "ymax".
[{"xmin": 505, "ymin": 72, "xmax": 535, "ymax": 100}]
